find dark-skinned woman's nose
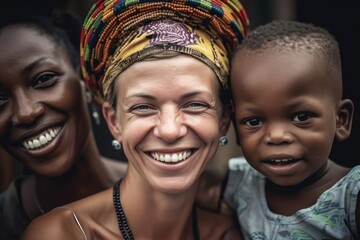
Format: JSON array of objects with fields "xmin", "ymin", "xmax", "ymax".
[{"xmin": 11, "ymin": 90, "xmax": 44, "ymax": 126}]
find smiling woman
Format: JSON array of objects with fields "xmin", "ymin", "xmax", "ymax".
[
  {"xmin": 20, "ymin": 0, "xmax": 249, "ymax": 239},
  {"xmin": 0, "ymin": 12, "xmax": 127, "ymax": 240},
  {"xmin": 104, "ymin": 53, "xmax": 223, "ymax": 193}
]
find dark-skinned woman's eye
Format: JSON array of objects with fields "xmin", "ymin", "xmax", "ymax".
[
  {"xmin": 0, "ymin": 95, "xmax": 8, "ymax": 108},
  {"xmin": 293, "ymin": 112, "xmax": 313, "ymax": 122},
  {"xmin": 32, "ymin": 72, "xmax": 58, "ymax": 88}
]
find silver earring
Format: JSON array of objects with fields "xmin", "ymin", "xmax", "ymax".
[
  {"xmin": 88, "ymin": 99, "xmax": 100, "ymax": 126},
  {"xmin": 112, "ymin": 139, "xmax": 121, "ymax": 150},
  {"xmin": 219, "ymin": 136, "xmax": 228, "ymax": 146},
  {"xmin": 91, "ymin": 108, "xmax": 100, "ymax": 126}
]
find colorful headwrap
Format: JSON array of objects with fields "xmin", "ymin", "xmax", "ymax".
[{"xmin": 81, "ymin": 0, "xmax": 249, "ymax": 103}]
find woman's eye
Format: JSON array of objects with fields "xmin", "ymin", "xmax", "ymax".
[
  {"xmin": 32, "ymin": 72, "xmax": 58, "ymax": 88},
  {"xmin": 244, "ymin": 118, "xmax": 262, "ymax": 126},
  {"xmin": 0, "ymin": 95, "xmax": 8, "ymax": 108},
  {"xmin": 185, "ymin": 102, "xmax": 207, "ymax": 109},
  {"xmin": 130, "ymin": 104, "xmax": 156, "ymax": 114},
  {"xmin": 133, "ymin": 105, "xmax": 151, "ymax": 110},
  {"xmin": 293, "ymin": 112, "xmax": 313, "ymax": 122}
]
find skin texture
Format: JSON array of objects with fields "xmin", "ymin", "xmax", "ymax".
[
  {"xmin": 0, "ymin": 25, "xmax": 126, "ymax": 221},
  {"xmin": 231, "ymin": 50, "xmax": 356, "ymax": 220},
  {"xmin": 21, "ymin": 54, "xmax": 241, "ymax": 240},
  {"xmin": 108, "ymin": 54, "xmax": 227, "ymax": 193},
  {"xmin": 0, "ymin": 26, "xmax": 88, "ymax": 175}
]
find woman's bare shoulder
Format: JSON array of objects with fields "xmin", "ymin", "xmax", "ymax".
[
  {"xmin": 21, "ymin": 189, "xmax": 116, "ymax": 240},
  {"xmin": 197, "ymin": 207, "xmax": 243, "ymax": 240},
  {"xmin": 21, "ymin": 207, "xmax": 86, "ymax": 240}
]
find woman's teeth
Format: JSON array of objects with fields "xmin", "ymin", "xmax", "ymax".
[
  {"xmin": 151, "ymin": 151, "xmax": 192, "ymax": 163},
  {"xmin": 22, "ymin": 127, "xmax": 61, "ymax": 150}
]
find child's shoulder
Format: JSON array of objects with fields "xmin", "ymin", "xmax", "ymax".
[
  {"xmin": 337, "ymin": 164, "xmax": 360, "ymax": 186},
  {"xmin": 228, "ymin": 156, "xmax": 250, "ymax": 171},
  {"xmin": 347, "ymin": 165, "xmax": 360, "ymax": 176},
  {"xmin": 333, "ymin": 164, "xmax": 360, "ymax": 187},
  {"xmin": 225, "ymin": 156, "xmax": 264, "ymax": 198},
  {"xmin": 228, "ymin": 156, "xmax": 261, "ymax": 178},
  {"xmin": 318, "ymin": 164, "xmax": 360, "ymax": 209}
]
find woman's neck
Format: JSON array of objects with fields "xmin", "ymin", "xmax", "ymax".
[
  {"xmin": 119, "ymin": 176, "xmax": 199, "ymax": 239},
  {"xmin": 22, "ymin": 140, "xmax": 114, "ymax": 219}
]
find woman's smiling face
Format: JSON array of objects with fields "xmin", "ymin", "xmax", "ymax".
[
  {"xmin": 103, "ymin": 54, "xmax": 230, "ymax": 193},
  {"xmin": 0, "ymin": 26, "xmax": 91, "ymax": 176}
]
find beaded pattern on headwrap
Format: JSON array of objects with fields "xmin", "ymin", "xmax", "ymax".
[
  {"xmin": 103, "ymin": 19, "xmax": 229, "ymax": 103},
  {"xmin": 81, "ymin": 0, "xmax": 249, "ymax": 103}
]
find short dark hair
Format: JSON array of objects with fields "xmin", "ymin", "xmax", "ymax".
[
  {"xmin": 233, "ymin": 20, "xmax": 341, "ymax": 76},
  {"xmin": 0, "ymin": 12, "xmax": 80, "ymax": 70}
]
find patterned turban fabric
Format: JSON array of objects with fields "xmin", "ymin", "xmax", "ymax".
[{"xmin": 81, "ymin": 0, "xmax": 249, "ymax": 103}]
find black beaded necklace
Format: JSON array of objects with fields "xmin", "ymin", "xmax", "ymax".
[{"xmin": 113, "ymin": 180, "xmax": 200, "ymax": 240}]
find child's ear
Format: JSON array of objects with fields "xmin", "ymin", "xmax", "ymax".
[{"xmin": 335, "ymin": 99, "xmax": 354, "ymax": 141}]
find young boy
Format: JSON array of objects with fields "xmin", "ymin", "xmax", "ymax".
[{"xmin": 225, "ymin": 20, "xmax": 359, "ymax": 239}]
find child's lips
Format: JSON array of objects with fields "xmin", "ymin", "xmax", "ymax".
[{"xmin": 263, "ymin": 158, "xmax": 302, "ymax": 165}]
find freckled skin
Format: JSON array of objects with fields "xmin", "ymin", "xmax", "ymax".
[{"xmin": 105, "ymin": 54, "xmax": 228, "ymax": 194}]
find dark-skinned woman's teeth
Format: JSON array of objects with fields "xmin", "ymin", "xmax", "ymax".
[{"xmin": 22, "ymin": 127, "xmax": 61, "ymax": 150}]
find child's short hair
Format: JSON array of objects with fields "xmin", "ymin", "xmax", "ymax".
[{"xmin": 234, "ymin": 20, "xmax": 341, "ymax": 77}]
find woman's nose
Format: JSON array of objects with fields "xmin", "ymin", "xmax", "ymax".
[
  {"xmin": 153, "ymin": 108, "xmax": 187, "ymax": 143},
  {"xmin": 11, "ymin": 91, "xmax": 44, "ymax": 126}
]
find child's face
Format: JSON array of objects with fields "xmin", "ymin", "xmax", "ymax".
[{"xmin": 231, "ymin": 51, "xmax": 340, "ymax": 186}]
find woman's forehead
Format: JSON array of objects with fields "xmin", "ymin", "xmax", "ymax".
[{"xmin": 117, "ymin": 55, "xmax": 219, "ymax": 93}]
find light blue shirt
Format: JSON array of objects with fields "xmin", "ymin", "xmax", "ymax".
[{"xmin": 224, "ymin": 157, "xmax": 360, "ymax": 240}]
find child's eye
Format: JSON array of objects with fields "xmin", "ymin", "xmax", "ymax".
[
  {"xmin": 292, "ymin": 112, "xmax": 313, "ymax": 122},
  {"xmin": 32, "ymin": 72, "xmax": 58, "ymax": 88},
  {"xmin": 244, "ymin": 118, "xmax": 262, "ymax": 126}
]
